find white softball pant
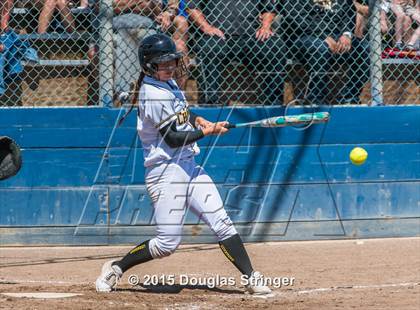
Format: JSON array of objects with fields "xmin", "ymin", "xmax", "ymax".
[{"xmin": 146, "ymin": 158, "xmax": 237, "ymax": 258}]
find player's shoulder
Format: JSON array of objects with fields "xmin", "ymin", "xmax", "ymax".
[
  {"xmin": 141, "ymin": 84, "xmax": 171, "ymax": 97},
  {"xmin": 141, "ymin": 83, "xmax": 173, "ymax": 99}
]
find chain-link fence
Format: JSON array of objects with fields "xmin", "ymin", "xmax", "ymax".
[{"xmin": 0, "ymin": 0, "xmax": 418, "ymax": 107}]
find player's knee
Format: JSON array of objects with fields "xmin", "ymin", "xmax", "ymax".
[
  {"xmin": 212, "ymin": 214, "xmax": 237, "ymax": 240},
  {"xmin": 149, "ymin": 235, "xmax": 181, "ymax": 258}
]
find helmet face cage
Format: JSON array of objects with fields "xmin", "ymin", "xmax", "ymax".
[
  {"xmin": 173, "ymin": 56, "xmax": 189, "ymax": 80},
  {"xmin": 142, "ymin": 55, "xmax": 188, "ymax": 81}
]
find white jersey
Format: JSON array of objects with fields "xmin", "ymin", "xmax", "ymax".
[{"xmin": 137, "ymin": 77, "xmax": 200, "ymax": 167}]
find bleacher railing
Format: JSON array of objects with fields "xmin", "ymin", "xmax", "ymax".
[{"xmin": 0, "ymin": 0, "xmax": 418, "ymax": 107}]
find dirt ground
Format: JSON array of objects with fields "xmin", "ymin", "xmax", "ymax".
[{"xmin": 0, "ymin": 237, "xmax": 419, "ymax": 309}]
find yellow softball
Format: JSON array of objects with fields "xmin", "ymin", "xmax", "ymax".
[{"xmin": 350, "ymin": 147, "xmax": 368, "ymax": 165}]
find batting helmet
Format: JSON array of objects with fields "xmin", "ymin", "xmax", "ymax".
[
  {"xmin": 138, "ymin": 34, "xmax": 187, "ymax": 78},
  {"xmin": 0, "ymin": 136, "xmax": 22, "ymax": 181}
]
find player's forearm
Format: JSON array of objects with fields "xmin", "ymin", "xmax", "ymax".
[{"xmin": 159, "ymin": 123, "xmax": 204, "ymax": 148}]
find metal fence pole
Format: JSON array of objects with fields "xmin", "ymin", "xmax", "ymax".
[
  {"xmin": 98, "ymin": 0, "xmax": 114, "ymax": 107},
  {"xmin": 368, "ymin": 0, "xmax": 384, "ymax": 106}
]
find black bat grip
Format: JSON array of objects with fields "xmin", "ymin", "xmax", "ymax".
[{"xmin": 224, "ymin": 123, "xmax": 236, "ymax": 129}]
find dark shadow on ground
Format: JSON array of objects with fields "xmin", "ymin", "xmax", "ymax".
[{"xmin": 118, "ymin": 283, "xmax": 244, "ymax": 295}]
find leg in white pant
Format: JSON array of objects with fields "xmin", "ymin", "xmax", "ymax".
[
  {"xmin": 188, "ymin": 164, "xmax": 237, "ymax": 241},
  {"xmin": 147, "ymin": 163, "xmax": 190, "ymax": 258},
  {"xmin": 147, "ymin": 160, "xmax": 237, "ymax": 258}
]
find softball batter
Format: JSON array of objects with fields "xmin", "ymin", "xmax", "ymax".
[{"xmin": 95, "ymin": 34, "xmax": 271, "ymax": 295}]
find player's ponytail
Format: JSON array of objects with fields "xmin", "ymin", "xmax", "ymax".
[
  {"xmin": 132, "ymin": 71, "xmax": 145, "ymax": 107},
  {"xmin": 117, "ymin": 72, "xmax": 145, "ymax": 127}
]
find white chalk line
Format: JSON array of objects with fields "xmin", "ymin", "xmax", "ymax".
[
  {"xmin": 0, "ymin": 279, "xmax": 88, "ymax": 285},
  {"xmin": 204, "ymin": 282, "xmax": 420, "ymax": 300},
  {"xmin": 296, "ymin": 282, "xmax": 420, "ymax": 295},
  {"xmin": 1, "ymin": 279, "xmax": 418, "ymax": 297}
]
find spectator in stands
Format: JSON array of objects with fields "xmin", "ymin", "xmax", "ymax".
[
  {"xmin": 112, "ymin": 0, "xmax": 179, "ymax": 96},
  {"xmin": 380, "ymin": 0, "xmax": 409, "ymax": 49},
  {"xmin": 158, "ymin": 0, "xmax": 190, "ymax": 90},
  {"xmin": 1, "ymin": 0, "xmax": 13, "ymax": 32},
  {"xmin": 391, "ymin": 0, "xmax": 420, "ymax": 50},
  {"xmin": 38, "ymin": 0, "xmax": 76, "ymax": 33},
  {"xmin": 166, "ymin": 0, "xmax": 190, "ymax": 89},
  {"xmin": 354, "ymin": 0, "xmax": 389, "ymax": 37},
  {"xmin": 38, "ymin": 1, "xmax": 74, "ymax": 33},
  {"xmin": 281, "ymin": 0, "xmax": 369, "ymax": 105},
  {"xmin": 78, "ymin": 0, "xmax": 89, "ymax": 9},
  {"xmin": 187, "ymin": 0, "xmax": 286, "ymax": 105},
  {"xmin": 354, "ymin": 0, "xmax": 369, "ymax": 39},
  {"xmin": 379, "ymin": 1, "xmax": 393, "ymax": 35}
]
